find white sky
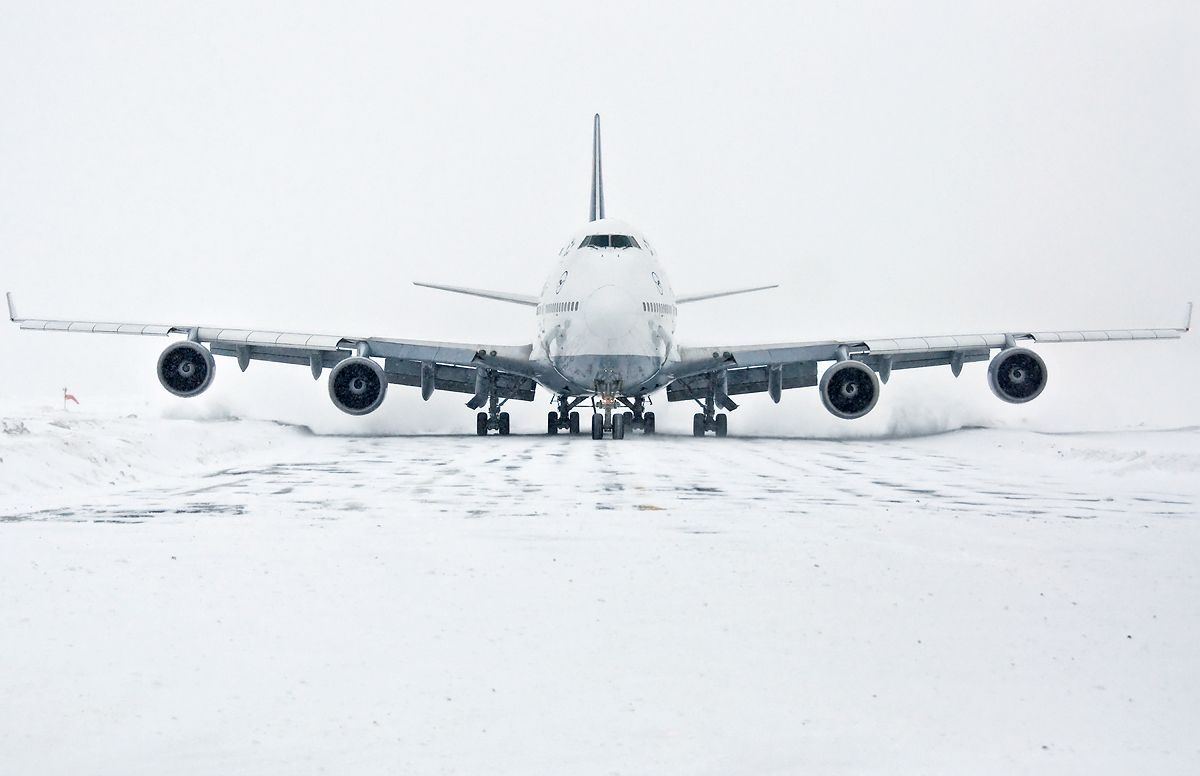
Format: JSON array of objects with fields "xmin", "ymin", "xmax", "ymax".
[{"xmin": 1, "ymin": 2, "xmax": 1197, "ymax": 434}]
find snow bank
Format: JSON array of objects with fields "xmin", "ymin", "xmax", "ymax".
[
  {"xmin": 1, "ymin": 410, "xmax": 1198, "ymax": 774},
  {"xmin": 0, "ymin": 403, "xmax": 313, "ymax": 513}
]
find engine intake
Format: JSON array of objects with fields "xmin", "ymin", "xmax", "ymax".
[
  {"xmin": 988, "ymin": 347, "xmax": 1047, "ymax": 404},
  {"xmin": 157, "ymin": 341, "xmax": 215, "ymax": 397},
  {"xmin": 329, "ymin": 357, "xmax": 387, "ymax": 415},
  {"xmin": 819, "ymin": 360, "xmax": 880, "ymax": 419}
]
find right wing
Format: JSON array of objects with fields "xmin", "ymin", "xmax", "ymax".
[
  {"xmin": 7, "ymin": 292, "xmax": 548, "ymax": 404},
  {"xmin": 669, "ymin": 304, "xmax": 1192, "ymax": 405}
]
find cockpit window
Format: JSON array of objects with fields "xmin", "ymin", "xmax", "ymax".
[{"xmin": 580, "ymin": 234, "xmax": 640, "ymax": 250}]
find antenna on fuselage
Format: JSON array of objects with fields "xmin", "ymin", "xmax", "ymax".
[{"xmin": 589, "ymin": 114, "xmax": 605, "ymax": 222}]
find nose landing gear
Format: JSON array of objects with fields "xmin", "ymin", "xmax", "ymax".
[
  {"xmin": 589, "ymin": 391, "xmax": 620, "ymax": 440},
  {"xmin": 585, "ymin": 393, "xmax": 655, "ymax": 440}
]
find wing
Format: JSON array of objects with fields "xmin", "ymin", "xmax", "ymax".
[
  {"xmin": 669, "ymin": 304, "xmax": 1193, "ymax": 405},
  {"xmin": 7, "ymin": 292, "xmax": 545, "ymax": 404}
]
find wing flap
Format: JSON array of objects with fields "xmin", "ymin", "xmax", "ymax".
[
  {"xmin": 210, "ymin": 344, "xmax": 347, "ymax": 369},
  {"xmin": 667, "ymin": 362, "xmax": 817, "ymax": 402},
  {"xmin": 383, "ymin": 358, "xmax": 536, "ymax": 401},
  {"xmin": 857, "ymin": 348, "xmax": 991, "ymax": 373},
  {"xmin": 679, "ymin": 342, "xmax": 839, "ymax": 366}
]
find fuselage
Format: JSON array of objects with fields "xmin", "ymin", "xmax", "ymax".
[{"xmin": 532, "ymin": 217, "xmax": 679, "ymax": 397}]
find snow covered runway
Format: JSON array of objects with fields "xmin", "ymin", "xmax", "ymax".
[{"xmin": 2, "ymin": 414, "xmax": 1198, "ymax": 774}]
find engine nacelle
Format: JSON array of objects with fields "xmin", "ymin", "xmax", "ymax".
[
  {"xmin": 157, "ymin": 341, "xmax": 216, "ymax": 397},
  {"xmin": 819, "ymin": 360, "xmax": 880, "ymax": 419},
  {"xmin": 988, "ymin": 347, "xmax": 1047, "ymax": 404},
  {"xmin": 328, "ymin": 357, "xmax": 388, "ymax": 415}
]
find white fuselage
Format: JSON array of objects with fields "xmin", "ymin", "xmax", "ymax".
[{"xmin": 531, "ymin": 217, "xmax": 680, "ymax": 397}]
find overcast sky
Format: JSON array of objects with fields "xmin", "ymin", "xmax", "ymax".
[{"xmin": 1, "ymin": 2, "xmax": 1196, "ymax": 434}]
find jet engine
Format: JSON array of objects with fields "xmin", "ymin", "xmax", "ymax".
[
  {"xmin": 819, "ymin": 360, "xmax": 880, "ymax": 419},
  {"xmin": 157, "ymin": 341, "xmax": 216, "ymax": 397},
  {"xmin": 328, "ymin": 357, "xmax": 388, "ymax": 415},
  {"xmin": 987, "ymin": 347, "xmax": 1047, "ymax": 404}
]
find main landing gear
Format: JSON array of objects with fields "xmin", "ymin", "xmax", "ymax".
[
  {"xmin": 691, "ymin": 374, "xmax": 732, "ymax": 437},
  {"xmin": 693, "ymin": 411, "xmax": 728, "ymax": 437},
  {"xmin": 475, "ymin": 390, "xmax": 511, "ymax": 436},
  {"xmin": 615, "ymin": 395, "xmax": 655, "ymax": 436},
  {"xmin": 547, "ymin": 395, "xmax": 584, "ymax": 435}
]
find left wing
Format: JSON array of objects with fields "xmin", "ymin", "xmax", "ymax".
[
  {"xmin": 7, "ymin": 292, "xmax": 546, "ymax": 404},
  {"xmin": 669, "ymin": 304, "xmax": 1192, "ymax": 404}
]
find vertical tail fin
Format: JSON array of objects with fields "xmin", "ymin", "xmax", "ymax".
[{"xmin": 589, "ymin": 114, "xmax": 605, "ymax": 222}]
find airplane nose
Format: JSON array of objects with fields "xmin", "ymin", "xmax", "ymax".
[{"xmin": 583, "ymin": 284, "xmax": 638, "ymax": 340}]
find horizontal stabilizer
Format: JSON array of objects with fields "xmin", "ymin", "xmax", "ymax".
[
  {"xmin": 413, "ymin": 282, "xmax": 538, "ymax": 307},
  {"xmin": 675, "ymin": 284, "xmax": 779, "ymax": 304}
]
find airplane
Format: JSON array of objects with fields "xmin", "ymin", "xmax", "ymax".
[{"xmin": 7, "ymin": 115, "xmax": 1193, "ymax": 439}]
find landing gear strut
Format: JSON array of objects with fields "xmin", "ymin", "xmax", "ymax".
[
  {"xmin": 691, "ymin": 373, "xmax": 732, "ymax": 437},
  {"xmin": 473, "ymin": 371, "xmax": 510, "ymax": 436},
  {"xmin": 617, "ymin": 395, "xmax": 656, "ymax": 435},
  {"xmin": 587, "ymin": 393, "xmax": 656, "ymax": 440},
  {"xmin": 590, "ymin": 394, "xmax": 616, "ymax": 440},
  {"xmin": 547, "ymin": 395, "xmax": 584, "ymax": 435}
]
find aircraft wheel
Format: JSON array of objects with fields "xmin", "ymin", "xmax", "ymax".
[
  {"xmin": 591, "ymin": 413, "xmax": 604, "ymax": 440},
  {"xmin": 623, "ymin": 411, "xmax": 634, "ymax": 426},
  {"xmin": 613, "ymin": 413, "xmax": 626, "ymax": 440},
  {"xmin": 476, "ymin": 412, "xmax": 489, "ymax": 436},
  {"xmin": 643, "ymin": 412, "xmax": 656, "ymax": 434},
  {"xmin": 693, "ymin": 413, "xmax": 706, "ymax": 437},
  {"xmin": 547, "ymin": 411, "xmax": 559, "ymax": 435},
  {"xmin": 569, "ymin": 412, "xmax": 581, "ymax": 434},
  {"xmin": 498, "ymin": 412, "xmax": 511, "ymax": 436},
  {"xmin": 715, "ymin": 413, "xmax": 728, "ymax": 437}
]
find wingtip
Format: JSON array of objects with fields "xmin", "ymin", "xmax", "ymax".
[
  {"xmin": 5, "ymin": 291, "xmax": 16, "ymax": 322},
  {"xmin": 1186, "ymin": 301, "xmax": 1193, "ymax": 332}
]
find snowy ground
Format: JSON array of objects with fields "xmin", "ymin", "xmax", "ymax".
[{"xmin": 2, "ymin": 407, "xmax": 1199, "ymax": 775}]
